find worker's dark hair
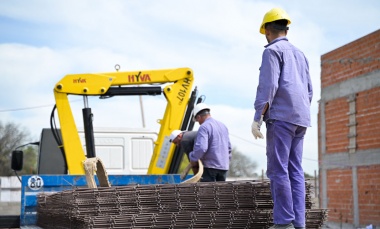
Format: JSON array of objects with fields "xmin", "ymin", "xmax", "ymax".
[
  {"xmin": 265, "ymin": 19, "xmax": 289, "ymax": 33},
  {"xmin": 197, "ymin": 109, "xmax": 210, "ymax": 117}
]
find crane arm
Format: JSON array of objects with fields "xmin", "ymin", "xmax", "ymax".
[{"xmin": 53, "ymin": 68, "xmax": 194, "ymax": 175}]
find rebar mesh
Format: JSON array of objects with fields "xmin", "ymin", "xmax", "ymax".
[{"xmin": 37, "ymin": 180, "xmax": 328, "ymax": 228}]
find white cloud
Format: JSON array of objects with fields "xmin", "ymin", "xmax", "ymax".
[{"xmin": 0, "ymin": 0, "xmax": 379, "ymax": 176}]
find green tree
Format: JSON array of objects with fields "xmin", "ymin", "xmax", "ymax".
[
  {"xmin": 304, "ymin": 171, "xmax": 315, "ymax": 178},
  {"xmin": 228, "ymin": 147, "xmax": 258, "ymax": 178},
  {"xmin": 19, "ymin": 146, "xmax": 38, "ymax": 175},
  {"xmin": 0, "ymin": 121, "xmax": 37, "ymax": 176}
]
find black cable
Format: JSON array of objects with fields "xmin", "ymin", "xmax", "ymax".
[
  {"xmin": 50, "ymin": 105, "xmax": 68, "ymax": 172},
  {"xmin": 14, "ymin": 170, "xmax": 21, "ymax": 182},
  {"xmin": 50, "ymin": 105, "xmax": 62, "ymax": 146},
  {"xmin": 15, "ymin": 141, "xmax": 40, "ymax": 150},
  {"xmin": 12, "ymin": 141, "xmax": 40, "ymax": 183}
]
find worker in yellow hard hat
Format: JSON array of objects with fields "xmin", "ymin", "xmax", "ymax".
[
  {"xmin": 259, "ymin": 7, "xmax": 291, "ymax": 35},
  {"xmin": 251, "ymin": 7, "xmax": 313, "ymax": 229}
]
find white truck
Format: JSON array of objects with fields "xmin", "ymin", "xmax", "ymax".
[
  {"xmin": 38, "ymin": 127, "xmax": 158, "ymax": 175},
  {"xmin": 79, "ymin": 127, "xmax": 157, "ymax": 175}
]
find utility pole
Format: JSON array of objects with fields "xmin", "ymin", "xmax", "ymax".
[{"xmin": 139, "ymin": 95, "xmax": 146, "ymax": 128}]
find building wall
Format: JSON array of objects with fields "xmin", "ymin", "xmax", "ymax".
[
  {"xmin": 324, "ymin": 97, "xmax": 349, "ymax": 153},
  {"xmin": 318, "ymin": 29, "xmax": 380, "ymax": 228},
  {"xmin": 0, "ymin": 176, "xmax": 21, "ymax": 215},
  {"xmin": 356, "ymin": 87, "xmax": 380, "ymax": 150},
  {"xmin": 326, "ymin": 169, "xmax": 353, "ymax": 224},
  {"xmin": 320, "ymin": 30, "xmax": 379, "ymax": 88}
]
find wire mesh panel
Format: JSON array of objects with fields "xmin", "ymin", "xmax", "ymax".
[{"xmin": 37, "ymin": 180, "xmax": 328, "ymax": 228}]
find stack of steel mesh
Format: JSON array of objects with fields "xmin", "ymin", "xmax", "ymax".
[{"xmin": 37, "ymin": 180, "xmax": 328, "ymax": 228}]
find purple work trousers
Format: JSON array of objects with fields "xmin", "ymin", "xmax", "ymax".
[{"xmin": 266, "ymin": 119, "xmax": 306, "ymax": 228}]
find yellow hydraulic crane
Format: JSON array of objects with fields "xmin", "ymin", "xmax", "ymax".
[{"xmin": 53, "ymin": 67, "xmax": 196, "ymax": 176}]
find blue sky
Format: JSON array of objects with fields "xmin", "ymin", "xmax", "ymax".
[{"xmin": 1, "ymin": 0, "xmax": 379, "ymax": 175}]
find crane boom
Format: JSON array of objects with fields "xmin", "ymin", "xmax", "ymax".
[{"xmin": 53, "ymin": 68, "xmax": 195, "ymax": 175}]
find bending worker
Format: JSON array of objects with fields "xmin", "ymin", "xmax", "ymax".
[
  {"xmin": 188, "ymin": 103, "xmax": 232, "ymax": 182},
  {"xmin": 169, "ymin": 130, "xmax": 198, "ymax": 173},
  {"xmin": 169, "ymin": 130, "xmax": 198, "ymax": 156},
  {"xmin": 251, "ymin": 8, "xmax": 313, "ymax": 229}
]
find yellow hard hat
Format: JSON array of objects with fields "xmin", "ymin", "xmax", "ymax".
[{"xmin": 259, "ymin": 8, "xmax": 291, "ymax": 34}]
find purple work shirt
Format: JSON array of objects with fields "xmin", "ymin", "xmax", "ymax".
[
  {"xmin": 254, "ymin": 37, "xmax": 313, "ymax": 127},
  {"xmin": 189, "ymin": 117, "xmax": 232, "ymax": 170}
]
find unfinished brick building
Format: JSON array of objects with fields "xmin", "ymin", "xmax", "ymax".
[{"xmin": 318, "ymin": 29, "xmax": 380, "ymax": 228}]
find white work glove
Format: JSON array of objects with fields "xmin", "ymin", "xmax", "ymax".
[{"xmin": 251, "ymin": 115, "xmax": 264, "ymax": 139}]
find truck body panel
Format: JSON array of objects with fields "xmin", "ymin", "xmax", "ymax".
[
  {"xmin": 38, "ymin": 128, "xmax": 157, "ymax": 175},
  {"xmin": 78, "ymin": 127, "xmax": 157, "ymax": 175}
]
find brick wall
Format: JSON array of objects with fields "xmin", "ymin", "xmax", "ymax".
[
  {"xmin": 326, "ymin": 169, "xmax": 354, "ymax": 224},
  {"xmin": 321, "ymin": 29, "xmax": 380, "ymax": 88},
  {"xmin": 320, "ymin": 29, "xmax": 380, "ymax": 227},
  {"xmin": 324, "ymin": 97, "xmax": 349, "ymax": 153},
  {"xmin": 356, "ymin": 87, "xmax": 380, "ymax": 150},
  {"xmin": 320, "ymin": 86, "xmax": 380, "ymax": 153},
  {"xmin": 357, "ymin": 165, "xmax": 380, "ymax": 225}
]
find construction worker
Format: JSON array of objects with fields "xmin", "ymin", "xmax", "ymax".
[
  {"xmin": 169, "ymin": 130, "xmax": 198, "ymax": 155},
  {"xmin": 251, "ymin": 8, "xmax": 313, "ymax": 229},
  {"xmin": 188, "ymin": 103, "xmax": 232, "ymax": 182},
  {"xmin": 169, "ymin": 130, "xmax": 198, "ymax": 173}
]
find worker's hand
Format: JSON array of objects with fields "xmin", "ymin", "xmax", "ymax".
[
  {"xmin": 192, "ymin": 167, "xmax": 199, "ymax": 175},
  {"xmin": 251, "ymin": 116, "xmax": 264, "ymax": 139},
  {"xmin": 191, "ymin": 161, "xmax": 199, "ymax": 174},
  {"xmin": 190, "ymin": 161, "xmax": 199, "ymax": 168}
]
